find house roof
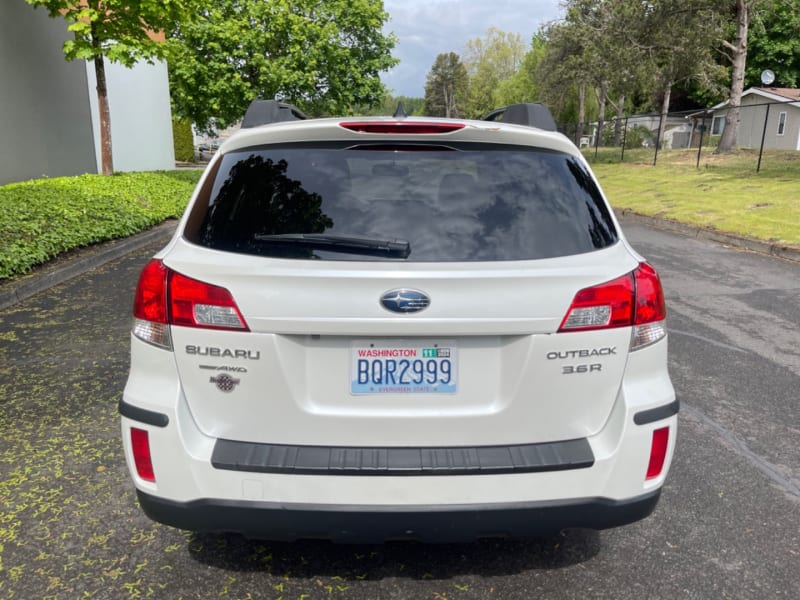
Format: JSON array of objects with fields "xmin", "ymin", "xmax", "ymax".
[
  {"xmin": 711, "ymin": 87, "xmax": 800, "ymax": 110},
  {"xmin": 757, "ymin": 87, "xmax": 800, "ymax": 101}
]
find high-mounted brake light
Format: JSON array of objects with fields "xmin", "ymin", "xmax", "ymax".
[
  {"xmin": 340, "ymin": 121, "xmax": 465, "ymax": 134},
  {"xmin": 559, "ymin": 262, "xmax": 667, "ymax": 350},
  {"xmin": 132, "ymin": 260, "xmax": 249, "ymax": 350}
]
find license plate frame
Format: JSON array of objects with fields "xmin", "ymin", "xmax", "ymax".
[{"xmin": 350, "ymin": 340, "xmax": 458, "ymax": 395}]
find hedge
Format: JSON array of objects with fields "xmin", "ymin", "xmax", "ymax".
[
  {"xmin": 0, "ymin": 171, "xmax": 201, "ymax": 280},
  {"xmin": 172, "ymin": 118, "xmax": 196, "ymax": 162}
]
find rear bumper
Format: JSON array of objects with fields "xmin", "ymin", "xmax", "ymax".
[{"xmin": 137, "ymin": 488, "xmax": 662, "ymax": 543}]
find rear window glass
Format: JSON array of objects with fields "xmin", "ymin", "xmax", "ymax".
[{"xmin": 190, "ymin": 143, "xmax": 618, "ymax": 261}]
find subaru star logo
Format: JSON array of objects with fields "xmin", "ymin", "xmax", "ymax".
[{"xmin": 380, "ymin": 289, "xmax": 430, "ymax": 314}]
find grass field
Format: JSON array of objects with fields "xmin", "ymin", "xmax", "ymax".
[{"xmin": 587, "ymin": 148, "xmax": 800, "ymax": 247}]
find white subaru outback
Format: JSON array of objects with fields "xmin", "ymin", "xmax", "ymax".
[{"xmin": 120, "ymin": 101, "xmax": 677, "ymax": 542}]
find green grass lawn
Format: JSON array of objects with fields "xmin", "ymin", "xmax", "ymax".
[{"xmin": 588, "ymin": 148, "xmax": 800, "ymax": 247}]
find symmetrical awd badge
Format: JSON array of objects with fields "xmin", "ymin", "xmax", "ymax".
[
  {"xmin": 380, "ymin": 289, "xmax": 430, "ymax": 314},
  {"xmin": 210, "ymin": 374, "xmax": 240, "ymax": 393}
]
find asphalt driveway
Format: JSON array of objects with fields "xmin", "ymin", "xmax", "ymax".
[{"xmin": 1, "ymin": 224, "xmax": 798, "ymax": 599}]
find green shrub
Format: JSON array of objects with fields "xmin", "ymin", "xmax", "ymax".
[
  {"xmin": 172, "ymin": 118, "xmax": 196, "ymax": 162},
  {"xmin": 0, "ymin": 170, "xmax": 201, "ymax": 280}
]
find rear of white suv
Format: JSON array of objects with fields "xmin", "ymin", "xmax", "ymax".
[{"xmin": 120, "ymin": 103, "xmax": 677, "ymax": 542}]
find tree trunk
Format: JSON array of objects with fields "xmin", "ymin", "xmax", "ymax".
[
  {"xmin": 716, "ymin": 0, "xmax": 749, "ymax": 153},
  {"xmin": 657, "ymin": 84, "xmax": 672, "ymax": 150},
  {"xmin": 93, "ymin": 41, "xmax": 114, "ymax": 175},
  {"xmin": 576, "ymin": 82, "xmax": 586, "ymax": 145},
  {"xmin": 613, "ymin": 94, "xmax": 625, "ymax": 147},
  {"xmin": 596, "ymin": 81, "xmax": 607, "ymax": 147}
]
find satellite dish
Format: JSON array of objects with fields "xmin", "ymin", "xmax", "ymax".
[{"xmin": 761, "ymin": 69, "xmax": 775, "ymax": 86}]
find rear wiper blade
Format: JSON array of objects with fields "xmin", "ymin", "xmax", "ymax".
[{"xmin": 253, "ymin": 233, "xmax": 411, "ymax": 258}]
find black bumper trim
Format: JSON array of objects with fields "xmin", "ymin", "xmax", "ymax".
[
  {"xmin": 118, "ymin": 398, "xmax": 169, "ymax": 428},
  {"xmin": 136, "ymin": 489, "xmax": 662, "ymax": 543},
  {"xmin": 212, "ymin": 438, "xmax": 594, "ymax": 476},
  {"xmin": 634, "ymin": 398, "xmax": 680, "ymax": 425}
]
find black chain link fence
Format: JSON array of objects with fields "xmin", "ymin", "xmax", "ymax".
[{"xmin": 558, "ymin": 97, "xmax": 800, "ymax": 172}]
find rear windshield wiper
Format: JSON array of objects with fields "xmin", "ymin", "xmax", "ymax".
[{"xmin": 253, "ymin": 233, "xmax": 411, "ymax": 258}]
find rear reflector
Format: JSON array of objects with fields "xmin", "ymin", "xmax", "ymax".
[
  {"xmin": 559, "ymin": 262, "xmax": 667, "ymax": 350},
  {"xmin": 132, "ymin": 260, "xmax": 249, "ymax": 350},
  {"xmin": 646, "ymin": 427, "xmax": 669, "ymax": 480},
  {"xmin": 340, "ymin": 121, "xmax": 465, "ymax": 134},
  {"xmin": 131, "ymin": 427, "xmax": 155, "ymax": 482}
]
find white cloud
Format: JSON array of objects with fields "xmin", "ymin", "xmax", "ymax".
[{"xmin": 382, "ymin": 0, "xmax": 563, "ymax": 97}]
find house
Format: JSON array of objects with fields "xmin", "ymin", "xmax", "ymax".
[
  {"xmin": 0, "ymin": 3, "xmax": 175, "ymax": 185},
  {"xmin": 709, "ymin": 87, "xmax": 800, "ymax": 151}
]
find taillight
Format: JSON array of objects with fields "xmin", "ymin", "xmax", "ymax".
[
  {"xmin": 339, "ymin": 121, "xmax": 465, "ymax": 134},
  {"xmin": 131, "ymin": 259, "xmax": 248, "ymax": 350},
  {"xmin": 133, "ymin": 260, "xmax": 169, "ymax": 323},
  {"xmin": 559, "ymin": 262, "xmax": 667, "ymax": 350},
  {"xmin": 168, "ymin": 271, "xmax": 249, "ymax": 331},
  {"xmin": 646, "ymin": 427, "xmax": 670, "ymax": 480},
  {"xmin": 633, "ymin": 262, "xmax": 666, "ymax": 324},
  {"xmin": 558, "ymin": 273, "xmax": 634, "ymax": 331},
  {"xmin": 133, "ymin": 260, "xmax": 172, "ymax": 349},
  {"xmin": 131, "ymin": 427, "xmax": 155, "ymax": 482}
]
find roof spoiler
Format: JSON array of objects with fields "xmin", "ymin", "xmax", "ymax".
[
  {"xmin": 241, "ymin": 100, "xmax": 307, "ymax": 128},
  {"xmin": 483, "ymin": 103, "xmax": 557, "ymax": 132}
]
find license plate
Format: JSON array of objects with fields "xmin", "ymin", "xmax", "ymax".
[{"xmin": 350, "ymin": 340, "xmax": 457, "ymax": 394}]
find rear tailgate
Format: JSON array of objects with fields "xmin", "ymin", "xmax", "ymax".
[{"xmin": 165, "ymin": 238, "xmax": 638, "ymax": 447}]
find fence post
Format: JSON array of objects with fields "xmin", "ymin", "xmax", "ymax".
[
  {"xmin": 594, "ymin": 122, "xmax": 600, "ymax": 159},
  {"xmin": 621, "ymin": 116, "xmax": 629, "ymax": 161},
  {"xmin": 696, "ymin": 116, "xmax": 706, "ymax": 168},
  {"xmin": 653, "ymin": 112, "xmax": 665, "ymax": 166},
  {"xmin": 757, "ymin": 104, "xmax": 771, "ymax": 173}
]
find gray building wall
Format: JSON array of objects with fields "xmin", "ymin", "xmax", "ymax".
[
  {"xmin": 0, "ymin": 3, "xmax": 98, "ymax": 185},
  {"xmin": 85, "ymin": 59, "xmax": 176, "ymax": 173},
  {"xmin": 712, "ymin": 94, "xmax": 800, "ymax": 151}
]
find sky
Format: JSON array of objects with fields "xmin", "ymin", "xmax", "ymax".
[{"xmin": 381, "ymin": 0, "xmax": 564, "ymax": 98}]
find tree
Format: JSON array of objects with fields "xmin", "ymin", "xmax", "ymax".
[
  {"xmin": 423, "ymin": 53, "xmax": 469, "ymax": 117},
  {"xmin": 463, "ymin": 27, "xmax": 526, "ymax": 118},
  {"xmin": 25, "ymin": 0, "xmax": 192, "ymax": 175},
  {"xmin": 168, "ymin": 0, "xmax": 398, "ymax": 131},
  {"xmin": 716, "ymin": 0, "xmax": 753, "ymax": 153},
  {"xmin": 354, "ymin": 95, "xmax": 424, "ymax": 116},
  {"xmin": 746, "ymin": 0, "xmax": 800, "ymax": 88},
  {"xmin": 539, "ymin": 0, "xmax": 728, "ymax": 147},
  {"xmin": 536, "ymin": 19, "xmax": 595, "ymax": 141},
  {"xmin": 493, "ymin": 33, "xmax": 547, "ymax": 108},
  {"xmin": 640, "ymin": 2, "xmax": 722, "ymax": 148}
]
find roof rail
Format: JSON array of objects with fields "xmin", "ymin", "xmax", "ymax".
[
  {"xmin": 241, "ymin": 100, "xmax": 307, "ymax": 128},
  {"xmin": 483, "ymin": 103, "xmax": 557, "ymax": 132}
]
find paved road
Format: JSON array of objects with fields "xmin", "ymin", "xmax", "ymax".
[{"xmin": 0, "ymin": 223, "xmax": 798, "ymax": 599}]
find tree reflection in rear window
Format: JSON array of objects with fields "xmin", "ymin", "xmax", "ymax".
[{"xmin": 195, "ymin": 143, "xmax": 618, "ymax": 261}]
